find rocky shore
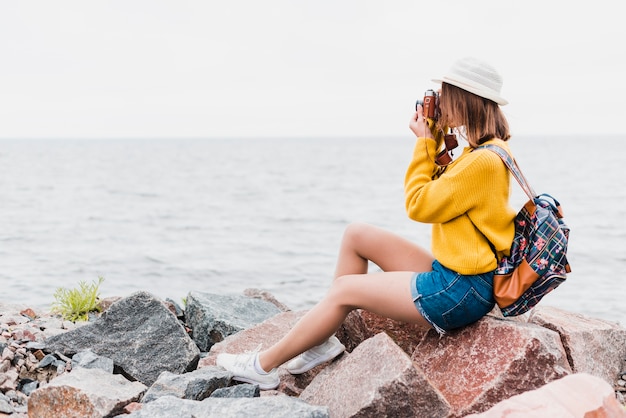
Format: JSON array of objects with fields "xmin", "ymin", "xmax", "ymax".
[{"xmin": 1, "ymin": 289, "xmax": 625, "ymax": 417}]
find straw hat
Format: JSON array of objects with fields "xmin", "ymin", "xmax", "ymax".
[{"xmin": 432, "ymin": 57, "xmax": 508, "ymax": 105}]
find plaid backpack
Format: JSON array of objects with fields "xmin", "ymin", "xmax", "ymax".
[{"xmin": 480, "ymin": 144, "xmax": 571, "ymax": 317}]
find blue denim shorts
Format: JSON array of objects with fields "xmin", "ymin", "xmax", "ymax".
[{"xmin": 410, "ymin": 260, "xmax": 495, "ymax": 334}]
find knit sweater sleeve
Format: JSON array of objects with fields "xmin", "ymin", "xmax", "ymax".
[{"xmin": 404, "ymin": 137, "xmax": 495, "ymax": 223}]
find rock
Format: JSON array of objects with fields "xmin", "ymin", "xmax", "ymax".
[
  {"xmin": 465, "ymin": 373, "xmax": 626, "ymax": 417},
  {"xmin": 123, "ymin": 401, "xmax": 143, "ymax": 414},
  {"xmin": 165, "ymin": 298, "xmax": 185, "ymax": 319},
  {"xmin": 243, "ymin": 288, "xmax": 292, "ymax": 312},
  {"xmin": 300, "ymin": 332, "xmax": 451, "ymax": 418},
  {"xmin": 27, "ymin": 367, "xmax": 146, "ymax": 418},
  {"xmin": 412, "ymin": 315, "xmax": 572, "ymax": 417},
  {"xmin": 126, "ymin": 395, "xmax": 330, "ymax": 417},
  {"xmin": 72, "ymin": 350, "xmax": 114, "ymax": 373},
  {"xmin": 0, "ymin": 369, "xmax": 18, "ymax": 391},
  {"xmin": 335, "ymin": 310, "xmax": 375, "ymax": 353},
  {"xmin": 18, "ymin": 309, "xmax": 36, "ymax": 321},
  {"xmin": 185, "ymin": 291, "xmax": 282, "ymax": 351},
  {"xmin": 96, "ymin": 296, "xmax": 122, "ymax": 313},
  {"xmin": 529, "ymin": 305, "xmax": 626, "ymax": 384},
  {"xmin": 36, "ymin": 353, "xmax": 56, "ymax": 368},
  {"xmin": 354, "ymin": 309, "xmax": 429, "ymax": 355},
  {"xmin": 0, "ymin": 393, "xmax": 14, "ymax": 414},
  {"xmin": 18, "ymin": 379, "xmax": 38, "ymax": 396},
  {"xmin": 44, "ymin": 291, "xmax": 200, "ymax": 386},
  {"xmin": 210, "ymin": 383, "xmax": 260, "ymax": 398},
  {"xmin": 142, "ymin": 366, "xmax": 232, "ymax": 403}
]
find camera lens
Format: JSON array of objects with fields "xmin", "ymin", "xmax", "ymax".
[{"xmin": 415, "ymin": 99, "xmax": 423, "ymax": 111}]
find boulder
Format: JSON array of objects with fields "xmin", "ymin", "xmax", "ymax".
[
  {"xmin": 126, "ymin": 395, "xmax": 330, "ymax": 417},
  {"xmin": 27, "ymin": 367, "xmax": 146, "ymax": 418},
  {"xmin": 412, "ymin": 315, "xmax": 572, "ymax": 417},
  {"xmin": 142, "ymin": 366, "xmax": 232, "ymax": 403},
  {"xmin": 529, "ymin": 305, "xmax": 626, "ymax": 383},
  {"xmin": 300, "ymin": 332, "xmax": 451, "ymax": 418},
  {"xmin": 185, "ymin": 291, "xmax": 282, "ymax": 352},
  {"xmin": 44, "ymin": 291, "xmax": 200, "ymax": 386},
  {"xmin": 465, "ymin": 373, "xmax": 626, "ymax": 417}
]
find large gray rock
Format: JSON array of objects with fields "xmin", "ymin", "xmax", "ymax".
[
  {"xmin": 27, "ymin": 367, "xmax": 146, "ymax": 418},
  {"xmin": 300, "ymin": 332, "xmax": 451, "ymax": 418},
  {"xmin": 44, "ymin": 291, "xmax": 200, "ymax": 386},
  {"xmin": 185, "ymin": 291, "xmax": 282, "ymax": 351},
  {"xmin": 126, "ymin": 395, "xmax": 329, "ymax": 417},
  {"xmin": 142, "ymin": 366, "xmax": 232, "ymax": 403}
]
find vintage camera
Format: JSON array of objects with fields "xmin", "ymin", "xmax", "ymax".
[
  {"xmin": 415, "ymin": 89, "xmax": 440, "ymax": 121},
  {"xmin": 415, "ymin": 89, "xmax": 458, "ymax": 166}
]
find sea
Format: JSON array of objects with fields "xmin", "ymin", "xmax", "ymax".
[{"xmin": 1, "ymin": 135, "xmax": 625, "ymax": 327}]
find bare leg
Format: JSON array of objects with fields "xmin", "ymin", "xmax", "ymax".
[
  {"xmin": 334, "ymin": 222, "xmax": 434, "ymax": 278},
  {"xmin": 259, "ymin": 270, "xmax": 431, "ymax": 371},
  {"xmin": 257, "ymin": 222, "xmax": 435, "ymax": 371}
]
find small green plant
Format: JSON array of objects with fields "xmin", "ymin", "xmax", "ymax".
[{"xmin": 52, "ymin": 277, "xmax": 104, "ymax": 322}]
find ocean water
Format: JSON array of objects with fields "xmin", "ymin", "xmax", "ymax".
[{"xmin": 1, "ymin": 135, "xmax": 625, "ymax": 327}]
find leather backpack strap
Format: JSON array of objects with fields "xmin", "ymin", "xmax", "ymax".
[{"xmin": 479, "ymin": 144, "xmax": 536, "ymax": 201}]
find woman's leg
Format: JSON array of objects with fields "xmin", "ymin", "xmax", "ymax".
[
  {"xmin": 258, "ymin": 270, "xmax": 430, "ymax": 371},
  {"xmin": 334, "ymin": 222, "xmax": 434, "ymax": 278}
]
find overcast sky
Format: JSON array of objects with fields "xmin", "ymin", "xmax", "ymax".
[{"xmin": 1, "ymin": 1, "xmax": 624, "ymax": 139}]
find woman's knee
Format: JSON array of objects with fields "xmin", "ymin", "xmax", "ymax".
[
  {"xmin": 342, "ymin": 222, "xmax": 378, "ymax": 248},
  {"xmin": 326, "ymin": 274, "xmax": 361, "ymax": 308}
]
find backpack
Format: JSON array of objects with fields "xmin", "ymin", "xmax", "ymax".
[{"xmin": 480, "ymin": 144, "xmax": 571, "ymax": 317}]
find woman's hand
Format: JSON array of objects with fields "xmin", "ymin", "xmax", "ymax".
[{"xmin": 409, "ymin": 104, "xmax": 433, "ymax": 139}]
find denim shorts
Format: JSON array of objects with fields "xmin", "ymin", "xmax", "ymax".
[{"xmin": 410, "ymin": 260, "xmax": 495, "ymax": 334}]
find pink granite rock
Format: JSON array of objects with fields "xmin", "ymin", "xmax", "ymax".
[
  {"xmin": 412, "ymin": 315, "xmax": 572, "ymax": 417},
  {"xmin": 529, "ymin": 305, "xmax": 626, "ymax": 384},
  {"xmin": 353, "ymin": 309, "xmax": 429, "ymax": 356},
  {"xmin": 300, "ymin": 332, "xmax": 451, "ymax": 418},
  {"xmin": 27, "ymin": 367, "xmax": 146, "ymax": 418},
  {"xmin": 465, "ymin": 373, "xmax": 626, "ymax": 417}
]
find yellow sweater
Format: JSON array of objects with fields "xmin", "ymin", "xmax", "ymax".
[{"xmin": 404, "ymin": 137, "xmax": 516, "ymax": 275}]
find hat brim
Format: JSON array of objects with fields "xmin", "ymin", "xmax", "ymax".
[{"xmin": 432, "ymin": 76, "xmax": 508, "ymax": 105}]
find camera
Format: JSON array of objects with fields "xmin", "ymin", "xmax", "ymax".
[
  {"xmin": 415, "ymin": 89, "xmax": 440, "ymax": 121},
  {"xmin": 415, "ymin": 89, "xmax": 458, "ymax": 166}
]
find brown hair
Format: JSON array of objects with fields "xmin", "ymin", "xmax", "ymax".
[{"xmin": 437, "ymin": 82, "xmax": 510, "ymax": 147}]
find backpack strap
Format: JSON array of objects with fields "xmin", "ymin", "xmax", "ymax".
[{"xmin": 479, "ymin": 144, "xmax": 536, "ymax": 201}]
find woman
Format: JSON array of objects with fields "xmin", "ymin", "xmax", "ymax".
[{"xmin": 217, "ymin": 57, "xmax": 517, "ymax": 390}]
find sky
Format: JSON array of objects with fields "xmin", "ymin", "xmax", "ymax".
[{"xmin": 1, "ymin": 1, "xmax": 624, "ymax": 139}]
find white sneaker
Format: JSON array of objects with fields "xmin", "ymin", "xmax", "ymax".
[
  {"xmin": 285, "ymin": 335, "xmax": 346, "ymax": 375},
  {"xmin": 216, "ymin": 349, "xmax": 280, "ymax": 390}
]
